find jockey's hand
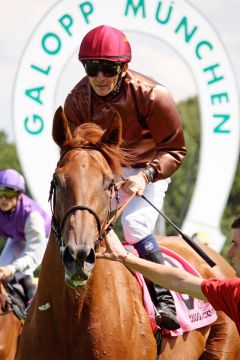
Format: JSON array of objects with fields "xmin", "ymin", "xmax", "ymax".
[
  {"xmin": 96, "ymin": 230, "xmax": 128, "ymax": 263},
  {"xmin": 0, "ymin": 266, "xmax": 13, "ymax": 280},
  {"xmin": 122, "ymin": 172, "xmax": 148, "ymax": 196}
]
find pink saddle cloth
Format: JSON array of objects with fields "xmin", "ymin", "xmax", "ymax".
[{"xmin": 122, "ymin": 242, "xmax": 217, "ymax": 336}]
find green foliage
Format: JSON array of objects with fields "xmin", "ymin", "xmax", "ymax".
[
  {"xmin": 114, "ymin": 218, "xmax": 124, "ymax": 241},
  {"xmin": 221, "ymin": 162, "xmax": 240, "ymax": 258},
  {"xmin": 0, "ymin": 131, "xmax": 22, "ymax": 171},
  {"xmin": 164, "ymin": 96, "xmax": 200, "ymax": 234}
]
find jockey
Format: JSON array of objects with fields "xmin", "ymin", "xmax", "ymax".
[
  {"xmin": 64, "ymin": 25, "xmax": 187, "ymax": 330},
  {"xmin": 0, "ymin": 169, "xmax": 50, "ymax": 302}
]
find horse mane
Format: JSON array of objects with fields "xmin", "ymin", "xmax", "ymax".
[{"xmin": 61, "ymin": 123, "xmax": 132, "ymax": 178}]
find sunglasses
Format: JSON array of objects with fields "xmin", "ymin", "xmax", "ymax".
[
  {"xmin": 84, "ymin": 63, "xmax": 123, "ymax": 77},
  {"xmin": 0, "ymin": 189, "xmax": 19, "ymax": 199}
]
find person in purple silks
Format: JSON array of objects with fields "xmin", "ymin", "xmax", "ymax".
[{"xmin": 0, "ymin": 169, "xmax": 51, "ymax": 302}]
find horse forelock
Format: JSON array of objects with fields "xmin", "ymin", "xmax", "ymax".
[
  {"xmin": 72, "ymin": 123, "xmax": 104, "ymax": 144},
  {"xmin": 61, "ymin": 123, "xmax": 131, "ymax": 178}
]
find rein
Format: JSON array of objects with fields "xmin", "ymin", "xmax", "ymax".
[
  {"xmin": 95, "ymin": 190, "xmax": 136, "ymax": 248},
  {"xmin": 48, "ymin": 146, "xmax": 123, "ymax": 257}
]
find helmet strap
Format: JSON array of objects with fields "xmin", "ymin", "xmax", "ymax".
[{"xmin": 102, "ymin": 72, "xmax": 124, "ymax": 101}]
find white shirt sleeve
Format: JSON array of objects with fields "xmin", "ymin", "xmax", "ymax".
[{"xmin": 11, "ymin": 211, "xmax": 48, "ymax": 273}]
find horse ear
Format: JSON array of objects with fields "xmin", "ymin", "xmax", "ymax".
[
  {"xmin": 52, "ymin": 106, "xmax": 72, "ymax": 147},
  {"xmin": 101, "ymin": 112, "xmax": 122, "ymax": 145}
]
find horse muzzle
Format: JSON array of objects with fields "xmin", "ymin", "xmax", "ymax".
[{"xmin": 63, "ymin": 246, "xmax": 96, "ymax": 288}]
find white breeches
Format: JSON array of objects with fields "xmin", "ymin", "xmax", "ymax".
[{"xmin": 114, "ymin": 168, "xmax": 170, "ymax": 245}]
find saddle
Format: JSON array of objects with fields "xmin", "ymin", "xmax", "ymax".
[
  {"xmin": 2, "ymin": 280, "xmax": 27, "ymax": 320},
  {"xmin": 123, "ymin": 243, "xmax": 217, "ymax": 336}
]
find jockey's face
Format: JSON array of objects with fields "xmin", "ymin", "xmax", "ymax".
[
  {"xmin": 228, "ymin": 227, "xmax": 240, "ymax": 277},
  {"xmin": 88, "ymin": 63, "xmax": 128, "ymax": 97},
  {"xmin": 0, "ymin": 190, "xmax": 20, "ymax": 212}
]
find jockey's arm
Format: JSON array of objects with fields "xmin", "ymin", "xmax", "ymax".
[{"xmin": 9, "ymin": 211, "xmax": 48, "ymax": 274}]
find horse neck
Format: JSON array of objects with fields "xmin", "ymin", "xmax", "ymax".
[
  {"xmin": 38, "ymin": 235, "xmax": 142, "ymax": 314},
  {"xmin": 78, "ymin": 259, "xmax": 145, "ymax": 326}
]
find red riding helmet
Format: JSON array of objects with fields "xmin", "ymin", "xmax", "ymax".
[{"xmin": 79, "ymin": 25, "xmax": 131, "ymax": 63}]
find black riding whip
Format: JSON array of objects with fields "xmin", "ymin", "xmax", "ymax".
[{"xmin": 141, "ymin": 195, "xmax": 216, "ymax": 268}]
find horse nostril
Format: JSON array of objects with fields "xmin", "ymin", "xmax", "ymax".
[
  {"xmin": 63, "ymin": 246, "xmax": 75, "ymax": 268},
  {"xmin": 85, "ymin": 248, "xmax": 95, "ymax": 264},
  {"xmin": 63, "ymin": 246, "xmax": 95, "ymax": 267}
]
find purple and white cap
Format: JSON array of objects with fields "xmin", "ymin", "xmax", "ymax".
[{"xmin": 0, "ymin": 169, "xmax": 25, "ymax": 192}]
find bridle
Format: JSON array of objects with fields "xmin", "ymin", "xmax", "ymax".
[{"xmin": 48, "ymin": 145, "xmax": 121, "ymax": 257}]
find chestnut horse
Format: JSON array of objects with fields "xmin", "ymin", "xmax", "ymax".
[
  {"xmin": 0, "ymin": 281, "xmax": 23, "ymax": 360},
  {"xmin": 16, "ymin": 108, "xmax": 240, "ymax": 360}
]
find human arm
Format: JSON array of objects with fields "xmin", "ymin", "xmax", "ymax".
[
  {"xmin": 114, "ymin": 85, "xmax": 185, "ymax": 195},
  {"xmin": 8, "ymin": 211, "xmax": 48, "ymax": 274},
  {"xmin": 143, "ymin": 85, "xmax": 187, "ymax": 181},
  {"xmin": 96, "ymin": 230, "xmax": 207, "ymax": 301}
]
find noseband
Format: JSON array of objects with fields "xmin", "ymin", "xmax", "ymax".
[{"xmin": 48, "ymin": 146, "xmax": 120, "ymax": 257}]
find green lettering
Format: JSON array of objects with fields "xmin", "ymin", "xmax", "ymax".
[
  {"xmin": 196, "ymin": 41, "xmax": 213, "ymax": 60},
  {"xmin": 175, "ymin": 17, "xmax": 198, "ymax": 43},
  {"xmin": 213, "ymin": 114, "xmax": 230, "ymax": 133},
  {"xmin": 31, "ymin": 64, "xmax": 51, "ymax": 75},
  {"xmin": 203, "ymin": 64, "xmax": 224, "ymax": 85},
  {"xmin": 79, "ymin": 2, "xmax": 94, "ymax": 24},
  {"xmin": 25, "ymin": 86, "xmax": 44, "ymax": 105},
  {"xmin": 42, "ymin": 33, "xmax": 61, "ymax": 55},
  {"xmin": 211, "ymin": 93, "xmax": 229, "ymax": 105},
  {"xmin": 155, "ymin": 1, "xmax": 173, "ymax": 24},
  {"xmin": 59, "ymin": 14, "xmax": 73, "ymax": 36},
  {"xmin": 125, "ymin": 0, "xmax": 146, "ymax": 18},
  {"xmin": 24, "ymin": 114, "xmax": 44, "ymax": 135}
]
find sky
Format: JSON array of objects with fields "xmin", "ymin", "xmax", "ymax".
[{"xmin": 1, "ymin": 0, "xmax": 239, "ymax": 142}]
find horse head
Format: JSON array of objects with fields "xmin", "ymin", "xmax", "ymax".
[{"xmin": 51, "ymin": 107, "xmax": 128, "ymax": 288}]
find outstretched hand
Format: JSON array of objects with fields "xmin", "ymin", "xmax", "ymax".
[{"xmin": 96, "ymin": 230, "xmax": 129, "ymax": 263}]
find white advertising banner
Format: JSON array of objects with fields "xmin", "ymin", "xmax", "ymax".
[{"xmin": 13, "ymin": 0, "xmax": 240, "ymax": 252}]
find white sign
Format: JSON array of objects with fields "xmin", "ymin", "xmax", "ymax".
[{"xmin": 13, "ymin": 0, "xmax": 240, "ymax": 252}]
